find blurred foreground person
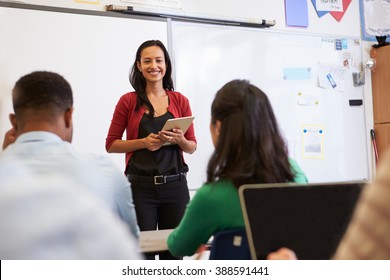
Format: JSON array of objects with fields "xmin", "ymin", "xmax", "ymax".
[{"xmin": 0, "ymin": 161, "xmax": 141, "ymax": 260}]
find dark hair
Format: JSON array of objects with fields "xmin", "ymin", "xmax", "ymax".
[
  {"xmin": 129, "ymin": 40, "xmax": 174, "ymax": 116},
  {"xmin": 13, "ymin": 71, "xmax": 73, "ymax": 119},
  {"xmin": 206, "ymin": 79, "xmax": 294, "ymax": 188}
]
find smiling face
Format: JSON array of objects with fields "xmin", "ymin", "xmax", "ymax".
[{"xmin": 137, "ymin": 46, "xmax": 166, "ymax": 84}]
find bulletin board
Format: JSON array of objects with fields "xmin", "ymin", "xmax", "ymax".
[{"xmin": 171, "ymin": 21, "xmax": 369, "ymax": 188}]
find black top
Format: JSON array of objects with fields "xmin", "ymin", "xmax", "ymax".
[{"xmin": 127, "ymin": 112, "xmax": 188, "ymax": 176}]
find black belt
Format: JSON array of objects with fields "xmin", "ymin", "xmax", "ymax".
[{"xmin": 127, "ymin": 173, "xmax": 186, "ymax": 185}]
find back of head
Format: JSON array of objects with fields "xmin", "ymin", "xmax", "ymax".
[
  {"xmin": 207, "ymin": 79, "xmax": 294, "ymax": 187},
  {"xmin": 13, "ymin": 71, "xmax": 73, "ymax": 123}
]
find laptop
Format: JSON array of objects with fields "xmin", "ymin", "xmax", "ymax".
[{"xmin": 239, "ymin": 181, "xmax": 365, "ymax": 260}]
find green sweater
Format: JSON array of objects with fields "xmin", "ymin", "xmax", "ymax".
[{"xmin": 167, "ymin": 159, "xmax": 308, "ymax": 257}]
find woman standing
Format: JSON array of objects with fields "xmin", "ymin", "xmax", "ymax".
[{"xmin": 106, "ymin": 40, "xmax": 197, "ymax": 259}]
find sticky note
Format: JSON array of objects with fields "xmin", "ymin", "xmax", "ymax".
[
  {"xmin": 285, "ymin": 0, "xmax": 309, "ymax": 27},
  {"xmin": 283, "ymin": 67, "xmax": 312, "ymax": 80},
  {"xmin": 342, "ymin": 39, "xmax": 348, "ymax": 49}
]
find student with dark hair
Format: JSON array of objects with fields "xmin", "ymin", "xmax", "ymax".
[
  {"xmin": 106, "ymin": 40, "xmax": 197, "ymax": 259},
  {"xmin": 167, "ymin": 79, "xmax": 307, "ymax": 257},
  {"xmin": 1, "ymin": 71, "xmax": 139, "ymax": 239}
]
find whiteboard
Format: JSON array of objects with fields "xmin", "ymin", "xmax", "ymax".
[
  {"xmin": 171, "ymin": 21, "xmax": 369, "ymax": 189},
  {"xmin": 0, "ymin": 5, "xmax": 168, "ymax": 169},
  {"xmin": 0, "ymin": 4, "xmax": 370, "ymax": 190}
]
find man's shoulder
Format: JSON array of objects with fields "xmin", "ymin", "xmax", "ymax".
[{"xmin": 76, "ymin": 151, "xmax": 119, "ymax": 170}]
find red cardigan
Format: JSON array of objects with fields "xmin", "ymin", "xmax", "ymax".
[{"xmin": 106, "ymin": 90, "xmax": 197, "ymax": 171}]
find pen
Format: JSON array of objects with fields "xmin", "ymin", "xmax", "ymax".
[
  {"xmin": 371, "ymin": 129, "xmax": 379, "ymax": 165},
  {"xmin": 106, "ymin": 4, "xmax": 275, "ymax": 28}
]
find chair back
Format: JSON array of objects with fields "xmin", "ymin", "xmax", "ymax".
[{"xmin": 209, "ymin": 228, "xmax": 250, "ymax": 260}]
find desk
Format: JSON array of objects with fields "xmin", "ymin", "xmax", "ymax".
[{"xmin": 139, "ymin": 229, "xmax": 173, "ymax": 254}]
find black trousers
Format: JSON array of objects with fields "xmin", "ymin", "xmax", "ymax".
[{"xmin": 129, "ymin": 176, "xmax": 190, "ymax": 260}]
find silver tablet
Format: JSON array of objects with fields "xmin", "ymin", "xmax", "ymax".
[{"xmin": 161, "ymin": 116, "xmax": 195, "ymax": 133}]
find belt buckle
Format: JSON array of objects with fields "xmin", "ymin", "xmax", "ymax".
[{"xmin": 154, "ymin": 175, "xmax": 165, "ymax": 185}]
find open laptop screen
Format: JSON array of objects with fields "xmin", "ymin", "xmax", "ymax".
[{"xmin": 239, "ymin": 182, "xmax": 364, "ymax": 260}]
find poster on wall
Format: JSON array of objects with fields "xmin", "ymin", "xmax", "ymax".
[
  {"xmin": 311, "ymin": 0, "xmax": 352, "ymax": 22},
  {"xmin": 302, "ymin": 125, "xmax": 324, "ymax": 159},
  {"xmin": 359, "ymin": 0, "xmax": 390, "ymax": 42}
]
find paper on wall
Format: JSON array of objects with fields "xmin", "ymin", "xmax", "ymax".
[{"xmin": 317, "ymin": 63, "xmax": 346, "ymax": 92}]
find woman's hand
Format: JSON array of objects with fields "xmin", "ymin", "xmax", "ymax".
[
  {"xmin": 158, "ymin": 128, "xmax": 185, "ymax": 145},
  {"xmin": 143, "ymin": 133, "xmax": 163, "ymax": 151},
  {"xmin": 158, "ymin": 128, "xmax": 197, "ymax": 154}
]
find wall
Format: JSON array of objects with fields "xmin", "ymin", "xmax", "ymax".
[{"xmin": 4, "ymin": 0, "xmax": 361, "ymax": 36}]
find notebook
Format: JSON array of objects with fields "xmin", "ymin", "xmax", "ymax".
[{"xmin": 239, "ymin": 181, "xmax": 365, "ymax": 260}]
